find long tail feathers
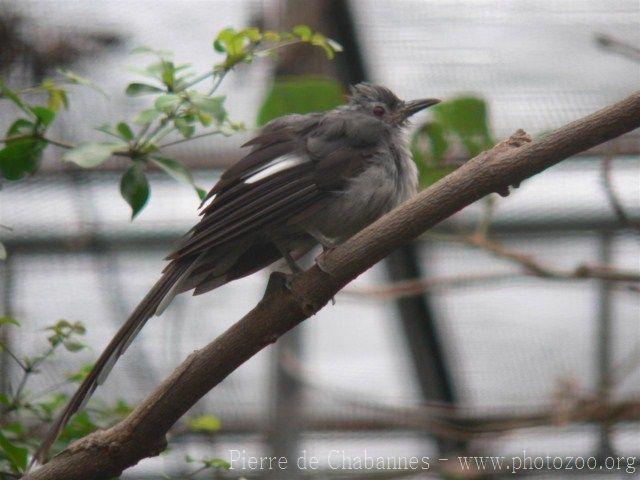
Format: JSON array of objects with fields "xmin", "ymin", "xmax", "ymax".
[{"xmin": 31, "ymin": 261, "xmax": 189, "ymax": 468}]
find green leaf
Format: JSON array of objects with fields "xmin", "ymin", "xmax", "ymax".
[
  {"xmin": 190, "ymin": 94, "xmax": 226, "ymax": 122},
  {"xmin": 257, "ymin": 76, "xmax": 343, "ymax": 125},
  {"xmin": 310, "ymin": 33, "xmax": 334, "ymax": 59},
  {"xmin": 58, "ymin": 411, "xmax": 97, "ymax": 444},
  {"xmin": 159, "ymin": 60, "xmax": 176, "ymax": 89},
  {"xmin": 134, "ymin": 108, "xmax": 162, "ymax": 125},
  {"xmin": 411, "ymin": 96, "xmax": 495, "ymax": 188},
  {"xmin": 7, "ymin": 119, "xmax": 34, "ymax": 138},
  {"xmin": 0, "ymin": 138, "xmax": 46, "ymax": 180},
  {"xmin": 292, "ymin": 25, "xmax": 313, "ymax": 41},
  {"xmin": 412, "ymin": 122, "xmax": 454, "ymax": 187},
  {"xmin": 0, "ymin": 242, "xmax": 6, "ymax": 261},
  {"xmin": 205, "ymin": 458, "xmax": 231, "ymax": 470},
  {"xmin": 214, "ymin": 28, "xmax": 236, "ymax": 52},
  {"xmin": 63, "ymin": 142, "xmax": 117, "ymax": 168},
  {"xmin": 151, "ymin": 156, "xmax": 194, "ymax": 186},
  {"xmin": 213, "ymin": 40, "xmax": 226, "ymax": 53},
  {"xmin": 196, "ymin": 187, "xmax": 207, "ymax": 200},
  {"xmin": 32, "ymin": 106, "xmax": 56, "ymax": 127},
  {"xmin": 120, "ymin": 162, "xmax": 150, "ymax": 219},
  {"xmin": 63, "ymin": 341, "xmax": 86, "ymax": 352},
  {"xmin": 66, "ymin": 363, "xmax": 94, "ymax": 383},
  {"xmin": 263, "ymin": 30, "xmax": 281, "ymax": 42},
  {"xmin": 116, "ymin": 122, "xmax": 134, "ymax": 141},
  {"xmin": 412, "ymin": 121, "xmax": 448, "ymax": 163},
  {"xmin": 187, "ymin": 414, "xmax": 221, "ymax": 432},
  {"xmin": 431, "ymin": 96, "xmax": 494, "ymax": 157},
  {"xmin": 173, "ymin": 118, "xmax": 195, "ymax": 138},
  {"xmin": 0, "ymin": 316, "xmax": 20, "ymax": 327},
  {"xmin": 42, "ymin": 79, "xmax": 69, "ymax": 111},
  {"xmin": 197, "ymin": 111, "xmax": 212, "ymax": 126},
  {"xmin": 130, "ymin": 46, "xmax": 173, "ymax": 58},
  {"xmin": 0, "ymin": 429, "xmax": 28, "ymax": 472},
  {"xmin": 110, "ymin": 399, "xmax": 133, "ymax": 418},
  {"xmin": 57, "ymin": 68, "xmax": 108, "ymax": 98},
  {"xmin": 239, "ymin": 27, "xmax": 261, "ymax": 42},
  {"xmin": 125, "ymin": 82, "xmax": 164, "ymax": 96},
  {"xmin": 154, "ymin": 93, "xmax": 181, "ymax": 111}
]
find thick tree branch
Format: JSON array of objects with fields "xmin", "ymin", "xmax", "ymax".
[{"xmin": 25, "ymin": 91, "xmax": 640, "ymax": 480}]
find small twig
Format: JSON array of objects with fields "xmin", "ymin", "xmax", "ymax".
[
  {"xmin": 41, "ymin": 137, "xmax": 75, "ymax": 150},
  {"xmin": 595, "ymin": 33, "xmax": 640, "ymax": 62},
  {"xmin": 344, "ymin": 272, "xmax": 521, "ymax": 299},
  {"xmin": 11, "ymin": 369, "xmax": 31, "ymax": 407},
  {"xmin": 183, "ymin": 465, "xmax": 209, "ymax": 479},
  {"xmin": 0, "ymin": 339, "xmax": 28, "ymax": 371},
  {"xmin": 351, "ymin": 232, "xmax": 640, "ymax": 301},
  {"xmin": 158, "ymin": 130, "xmax": 224, "ymax": 149},
  {"xmin": 601, "ymin": 153, "xmax": 640, "ymax": 234},
  {"xmin": 181, "ymin": 70, "xmax": 215, "ymax": 91},
  {"xmin": 28, "ymin": 380, "xmax": 74, "ymax": 404},
  {"xmin": 0, "ymin": 134, "xmax": 73, "ymax": 149},
  {"xmin": 465, "ymin": 234, "xmax": 638, "ymax": 280},
  {"xmin": 205, "ymin": 69, "xmax": 226, "ymax": 96}
]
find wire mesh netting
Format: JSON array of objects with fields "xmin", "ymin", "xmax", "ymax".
[{"xmin": 1, "ymin": 0, "xmax": 639, "ymax": 478}]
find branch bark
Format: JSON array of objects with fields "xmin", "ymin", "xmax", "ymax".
[{"xmin": 25, "ymin": 91, "xmax": 640, "ymax": 480}]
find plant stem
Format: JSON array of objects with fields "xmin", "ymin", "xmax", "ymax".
[
  {"xmin": 206, "ymin": 69, "xmax": 227, "ymax": 96},
  {"xmin": 10, "ymin": 369, "xmax": 31, "ymax": 407},
  {"xmin": 184, "ymin": 465, "xmax": 209, "ymax": 479},
  {"xmin": 0, "ymin": 134, "xmax": 75, "ymax": 149},
  {"xmin": 182, "ymin": 70, "xmax": 215, "ymax": 91},
  {"xmin": 0, "ymin": 340, "xmax": 27, "ymax": 371},
  {"xmin": 43, "ymin": 137, "xmax": 75, "ymax": 149},
  {"xmin": 158, "ymin": 130, "xmax": 223, "ymax": 149}
]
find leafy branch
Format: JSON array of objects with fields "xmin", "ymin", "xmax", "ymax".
[
  {"xmin": 0, "ymin": 317, "xmax": 226, "ymax": 478},
  {"xmin": 0, "ymin": 25, "xmax": 341, "ymax": 219}
]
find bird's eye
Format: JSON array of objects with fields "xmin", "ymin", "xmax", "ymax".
[{"xmin": 372, "ymin": 106, "xmax": 385, "ymax": 117}]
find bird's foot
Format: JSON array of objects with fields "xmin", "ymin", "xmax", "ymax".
[{"xmin": 314, "ymin": 238, "xmax": 337, "ymax": 272}]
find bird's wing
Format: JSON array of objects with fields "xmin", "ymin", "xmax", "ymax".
[{"xmin": 168, "ymin": 116, "xmax": 379, "ymax": 261}]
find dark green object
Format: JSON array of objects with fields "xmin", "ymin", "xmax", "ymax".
[
  {"xmin": 120, "ymin": 162, "xmax": 150, "ymax": 219},
  {"xmin": 257, "ymin": 76, "xmax": 343, "ymax": 126},
  {"xmin": 411, "ymin": 95, "xmax": 495, "ymax": 187},
  {"xmin": 0, "ymin": 138, "xmax": 46, "ymax": 180}
]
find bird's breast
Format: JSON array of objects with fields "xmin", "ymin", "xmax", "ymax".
[{"xmin": 303, "ymin": 147, "xmax": 417, "ymax": 242}]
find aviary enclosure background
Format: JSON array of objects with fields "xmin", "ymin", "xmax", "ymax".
[{"xmin": 0, "ymin": 0, "xmax": 638, "ymax": 478}]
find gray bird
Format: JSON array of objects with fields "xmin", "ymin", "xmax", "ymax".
[{"xmin": 35, "ymin": 83, "xmax": 440, "ymax": 461}]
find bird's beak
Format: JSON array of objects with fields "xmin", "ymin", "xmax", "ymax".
[{"xmin": 402, "ymin": 98, "xmax": 441, "ymax": 118}]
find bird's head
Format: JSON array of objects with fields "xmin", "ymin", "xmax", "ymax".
[{"xmin": 347, "ymin": 83, "xmax": 440, "ymax": 127}]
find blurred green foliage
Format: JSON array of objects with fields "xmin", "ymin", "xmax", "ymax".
[
  {"xmin": 412, "ymin": 96, "xmax": 495, "ymax": 187},
  {"xmin": 257, "ymin": 76, "xmax": 344, "ymax": 125},
  {"xmin": 0, "ymin": 25, "xmax": 341, "ymax": 220},
  {"xmin": 0, "ymin": 319, "xmax": 226, "ymax": 478}
]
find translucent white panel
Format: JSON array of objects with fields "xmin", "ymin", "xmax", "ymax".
[{"xmin": 352, "ymin": 0, "xmax": 639, "ymax": 137}]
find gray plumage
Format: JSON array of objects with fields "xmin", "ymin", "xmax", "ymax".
[{"xmin": 34, "ymin": 83, "xmax": 440, "ymax": 464}]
